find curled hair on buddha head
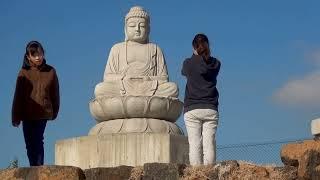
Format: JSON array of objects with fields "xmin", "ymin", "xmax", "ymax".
[
  {"xmin": 192, "ymin": 33, "xmax": 210, "ymax": 57},
  {"xmin": 23, "ymin": 41, "xmax": 45, "ymax": 69},
  {"xmin": 125, "ymin": 6, "xmax": 150, "ymax": 24},
  {"xmin": 124, "ymin": 6, "xmax": 150, "ymax": 42}
]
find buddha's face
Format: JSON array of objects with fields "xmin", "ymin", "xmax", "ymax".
[{"xmin": 126, "ymin": 17, "xmax": 149, "ymax": 43}]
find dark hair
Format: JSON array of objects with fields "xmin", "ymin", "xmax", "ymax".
[
  {"xmin": 192, "ymin": 33, "xmax": 210, "ymax": 56},
  {"xmin": 23, "ymin": 41, "xmax": 45, "ymax": 69}
]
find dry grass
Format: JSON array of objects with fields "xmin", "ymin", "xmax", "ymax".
[
  {"xmin": 127, "ymin": 161, "xmax": 296, "ymax": 180},
  {"xmin": 233, "ymin": 161, "xmax": 297, "ymax": 180},
  {"xmin": 231, "ymin": 162, "xmax": 269, "ymax": 180},
  {"xmin": 181, "ymin": 165, "xmax": 217, "ymax": 180}
]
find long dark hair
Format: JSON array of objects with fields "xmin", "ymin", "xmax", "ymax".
[
  {"xmin": 23, "ymin": 41, "xmax": 45, "ymax": 69},
  {"xmin": 192, "ymin": 33, "xmax": 210, "ymax": 57}
]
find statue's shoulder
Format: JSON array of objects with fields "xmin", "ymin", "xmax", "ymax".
[
  {"xmin": 148, "ymin": 42, "xmax": 159, "ymax": 47},
  {"xmin": 111, "ymin": 42, "xmax": 126, "ymax": 50},
  {"xmin": 148, "ymin": 42, "xmax": 163, "ymax": 52}
]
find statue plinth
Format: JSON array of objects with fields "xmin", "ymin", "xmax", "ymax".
[{"xmin": 55, "ymin": 133, "xmax": 189, "ymax": 169}]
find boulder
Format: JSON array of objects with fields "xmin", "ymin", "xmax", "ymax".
[
  {"xmin": 84, "ymin": 166, "xmax": 133, "ymax": 180},
  {"xmin": 0, "ymin": 165, "xmax": 85, "ymax": 180},
  {"xmin": 281, "ymin": 140, "xmax": 320, "ymax": 179},
  {"xmin": 143, "ymin": 163, "xmax": 186, "ymax": 180}
]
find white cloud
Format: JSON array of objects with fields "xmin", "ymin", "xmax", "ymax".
[
  {"xmin": 274, "ymin": 49, "xmax": 320, "ymax": 108},
  {"xmin": 305, "ymin": 48, "xmax": 320, "ymax": 65},
  {"xmin": 274, "ymin": 71, "xmax": 320, "ymax": 107}
]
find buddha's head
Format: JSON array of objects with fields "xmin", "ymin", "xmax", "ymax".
[{"xmin": 125, "ymin": 6, "xmax": 150, "ymax": 43}]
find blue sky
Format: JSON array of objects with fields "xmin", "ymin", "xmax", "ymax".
[{"xmin": 1, "ymin": 0, "xmax": 320, "ymax": 167}]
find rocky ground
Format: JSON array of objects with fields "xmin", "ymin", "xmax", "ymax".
[{"xmin": 1, "ymin": 140, "xmax": 320, "ymax": 180}]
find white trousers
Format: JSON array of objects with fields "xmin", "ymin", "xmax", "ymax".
[{"xmin": 184, "ymin": 109, "xmax": 219, "ymax": 165}]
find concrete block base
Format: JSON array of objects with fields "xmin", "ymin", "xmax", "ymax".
[{"xmin": 55, "ymin": 133, "xmax": 189, "ymax": 169}]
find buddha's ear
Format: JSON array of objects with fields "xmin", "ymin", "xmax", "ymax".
[
  {"xmin": 124, "ymin": 24, "xmax": 128, "ymax": 41},
  {"xmin": 146, "ymin": 24, "xmax": 150, "ymax": 42}
]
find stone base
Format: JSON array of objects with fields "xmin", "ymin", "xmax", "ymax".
[
  {"xmin": 89, "ymin": 119, "xmax": 183, "ymax": 135},
  {"xmin": 55, "ymin": 133, "xmax": 189, "ymax": 169}
]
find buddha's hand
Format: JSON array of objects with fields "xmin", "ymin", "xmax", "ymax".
[
  {"xmin": 128, "ymin": 76, "xmax": 151, "ymax": 81},
  {"xmin": 143, "ymin": 76, "xmax": 151, "ymax": 81}
]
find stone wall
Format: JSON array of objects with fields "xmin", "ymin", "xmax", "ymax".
[
  {"xmin": 0, "ymin": 162, "xmax": 297, "ymax": 180},
  {"xmin": 2, "ymin": 139, "xmax": 320, "ymax": 179}
]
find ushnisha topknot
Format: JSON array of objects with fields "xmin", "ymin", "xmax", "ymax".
[{"xmin": 125, "ymin": 6, "xmax": 150, "ymax": 23}]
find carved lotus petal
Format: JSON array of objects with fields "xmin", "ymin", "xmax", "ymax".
[
  {"xmin": 89, "ymin": 96, "xmax": 183, "ymax": 122},
  {"xmin": 89, "ymin": 118, "xmax": 183, "ymax": 135}
]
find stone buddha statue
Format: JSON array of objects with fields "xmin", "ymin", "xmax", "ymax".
[
  {"xmin": 94, "ymin": 6, "xmax": 178, "ymax": 97},
  {"xmin": 89, "ymin": 6, "xmax": 183, "ymax": 135}
]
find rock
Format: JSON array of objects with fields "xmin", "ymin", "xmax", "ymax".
[
  {"xmin": 128, "ymin": 166, "xmax": 143, "ymax": 180},
  {"xmin": 215, "ymin": 160, "xmax": 239, "ymax": 179},
  {"xmin": 143, "ymin": 163, "xmax": 186, "ymax": 180},
  {"xmin": 0, "ymin": 165, "xmax": 85, "ymax": 180},
  {"xmin": 281, "ymin": 142, "xmax": 303, "ymax": 166},
  {"xmin": 312, "ymin": 165, "xmax": 320, "ymax": 180},
  {"xmin": 182, "ymin": 164, "xmax": 218, "ymax": 180},
  {"xmin": 268, "ymin": 166, "xmax": 297, "ymax": 180},
  {"xmin": 230, "ymin": 162, "xmax": 270, "ymax": 180},
  {"xmin": 181, "ymin": 160, "xmax": 296, "ymax": 180},
  {"xmin": 281, "ymin": 140, "xmax": 320, "ymax": 179},
  {"xmin": 84, "ymin": 166, "xmax": 133, "ymax": 180},
  {"xmin": 299, "ymin": 150, "xmax": 320, "ymax": 179}
]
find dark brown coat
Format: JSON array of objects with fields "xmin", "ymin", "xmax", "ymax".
[{"xmin": 12, "ymin": 61, "xmax": 60, "ymax": 122}]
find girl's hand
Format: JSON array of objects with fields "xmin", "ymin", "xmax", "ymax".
[
  {"xmin": 12, "ymin": 120, "xmax": 21, "ymax": 127},
  {"xmin": 204, "ymin": 48, "xmax": 211, "ymax": 60},
  {"xmin": 193, "ymin": 49, "xmax": 199, "ymax": 55}
]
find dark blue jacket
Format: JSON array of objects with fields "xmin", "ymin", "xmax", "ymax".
[{"xmin": 182, "ymin": 54, "xmax": 221, "ymax": 113}]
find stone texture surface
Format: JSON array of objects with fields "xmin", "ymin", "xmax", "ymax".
[
  {"xmin": 128, "ymin": 166, "xmax": 143, "ymax": 180},
  {"xmin": 84, "ymin": 166, "xmax": 133, "ymax": 180},
  {"xmin": 93, "ymin": 6, "xmax": 179, "ymax": 99},
  {"xmin": 215, "ymin": 160, "xmax": 239, "ymax": 179},
  {"xmin": 89, "ymin": 96, "xmax": 183, "ymax": 123},
  {"xmin": 229, "ymin": 162, "xmax": 269, "ymax": 180},
  {"xmin": 182, "ymin": 161, "xmax": 297, "ymax": 180},
  {"xmin": 281, "ymin": 140, "xmax": 320, "ymax": 179},
  {"xmin": 0, "ymin": 166, "xmax": 85, "ymax": 180},
  {"xmin": 182, "ymin": 164, "xmax": 219, "ymax": 180},
  {"xmin": 143, "ymin": 163, "xmax": 186, "ymax": 180},
  {"xmin": 0, "ymin": 161, "xmax": 300, "ymax": 180},
  {"xmin": 89, "ymin": 118, "xmax": 183, "ymax": 135},
  {"xmin": 55, "ymin": 133, "xmax": 189, "ymax": 169},
  {"xmin": 268, "ymin": 166, "xmax": 297, "ymax": 180},
  {"xmin": 312, "ymin": 165, "xmax": 320, "ymax": 180},
  {"xmin": 89, "ymin": 6, "xmax": 183, "ymax": 137}
]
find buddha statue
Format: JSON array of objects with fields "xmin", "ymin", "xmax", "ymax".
[
  {"xmin": 89, "ymin": 6, "xmax": 183, "ymax": 135},
  {"xmin": 94, "ymin": 6, "xmax": 178, "ymax": 97}
]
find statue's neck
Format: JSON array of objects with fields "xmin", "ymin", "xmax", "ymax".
[{"xmin": 126, "ymin": 40, "xmax": 148, "ymax": 45}]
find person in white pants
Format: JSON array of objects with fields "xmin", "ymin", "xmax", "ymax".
[
  {"xmin": 181, "ymin": 33, "xmax": 221, "ymax": 165},
  {"xmin": 184, "ymin": 109, "xmax": 219, "ymax": 165}
]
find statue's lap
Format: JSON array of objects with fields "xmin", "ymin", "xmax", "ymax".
[{"xmin": 95, "ymin": 80, "xmax": 178, "ymax": 97}]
